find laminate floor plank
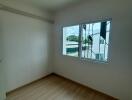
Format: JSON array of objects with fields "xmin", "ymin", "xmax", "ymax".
[{"xmin": 6, "ymin": 74, "xmax": 117, "ymax": 100}]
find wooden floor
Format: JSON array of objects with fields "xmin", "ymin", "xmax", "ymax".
[{"xmin": 6, "ymin": 74, "xmax": 117, "ymax": 100}]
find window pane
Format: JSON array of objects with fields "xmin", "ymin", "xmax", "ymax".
[
  {"xmin": 93, "ymin": 22, "xmax": 101, "ymax": 35},
  {"xmin": 92, "ymin": 33, "xmax": 100, "ymax": 59},
  {"xmin": 99, "ymin": 37, "xmax": 105, "ymax": 61},
  {"xmin": 62, "ymin": 20, "xmax": 111, "ymax": 62},
  {"xmin": 105, "ymin": 45, "xmax": 109, "ymax": 61},
  {"xmin": 63, "ymin": 25, "xmax": 79, "ymax": 57},
  {"xmin": 81, "ymin": 20, "xmax": 111, "ymax": 62}
]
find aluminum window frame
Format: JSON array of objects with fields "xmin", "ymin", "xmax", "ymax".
[{"xmin": 61, "ymin": 18, "xmax": 112, "ymax": 63}]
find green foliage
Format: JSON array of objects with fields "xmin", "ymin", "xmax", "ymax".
[
  {"xmin": 83, "ymin": 39, "xmax": 88, "ymax": 44},
  {"xmin": 66, "ymin": 35, "xmax": 79, "ymax": 42},
  {"xmin": 66, "ymin": 35, "xmax": 93, "ymax": 45}
]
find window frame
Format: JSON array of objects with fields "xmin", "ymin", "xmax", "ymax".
[{"xmin": 61, "ymin": 18, "xmax": 112, "ymax": 63}]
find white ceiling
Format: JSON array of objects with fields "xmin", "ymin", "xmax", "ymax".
[{"xmin": 10, "ymin": 0, "xmax": 83, "ymax": 12}]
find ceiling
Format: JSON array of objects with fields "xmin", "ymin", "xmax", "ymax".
[{"xmin": 10, "ymin": 0, "xmax": 83, "ymax": 12}]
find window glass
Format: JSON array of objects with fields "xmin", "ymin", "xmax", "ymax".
[
  {"xmin": 63, "ymin": 25, "xmax": 79, "ymax": 57},
  {"xmin": 62, "ymin": 20, "xmax": 111, "ymax": 62}
]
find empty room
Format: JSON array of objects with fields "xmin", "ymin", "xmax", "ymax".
[{"xmin": 0, "ymin": 0, "xmax": 132, "ymax": 100}]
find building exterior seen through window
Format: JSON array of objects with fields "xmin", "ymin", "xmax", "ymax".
[{"xmin": 63, "ymin": 20, "xmax": 111, "ymax": 62}]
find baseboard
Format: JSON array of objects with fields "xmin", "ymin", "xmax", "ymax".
[{"xmin": 52, "ymin": 73, "xmax": 119, "ymax": 100}]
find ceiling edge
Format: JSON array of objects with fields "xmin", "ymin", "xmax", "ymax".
[{"xmin": 0, "ymin": 3, "xmax": 54, "ymax": 24}]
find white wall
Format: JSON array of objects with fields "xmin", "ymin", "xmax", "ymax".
[
  {"xmin": 0, "ymin": 20, "xmax": 6, "ymax": 100},
  {"xmin": 53, "ymin": 0, "xmax": 132, "ymax": 100},
  {"xmin": 0, "ymin": 0, "xmax": 53, "ymax": 20},
  {"xmin": 0, "ymin": 10, "xmax": 53, "ymax": 92}
]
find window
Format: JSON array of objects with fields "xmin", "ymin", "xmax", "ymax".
[
  {"xmin": 63, "ymin": 25, "xmax": 79, "ymax": 57},
  {"xmin": 63, "ymin": 20, "xmax": 111, "ymax": 62}
]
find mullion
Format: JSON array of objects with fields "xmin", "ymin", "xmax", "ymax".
[
  {"xmin": 76, "ymin": 20, "xmax": 110, "ymax": 61},
  {"xmin": 79, "ymin": 25, "xmax": 82, "ymax": 58},
  {"xmin": 87, "ymin": 24, "xmax": 90, "ymax": 58}
]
